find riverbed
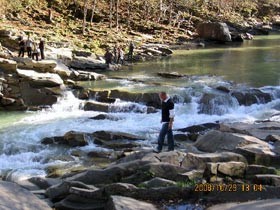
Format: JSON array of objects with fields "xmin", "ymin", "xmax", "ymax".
[{"xmin": 0, "ymin": 35, "xmax": 279, "ymax": 181}]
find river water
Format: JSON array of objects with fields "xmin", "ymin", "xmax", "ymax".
[{"xmin": 0, "ymin": 35, "xmax": 279, "ymax": 181}]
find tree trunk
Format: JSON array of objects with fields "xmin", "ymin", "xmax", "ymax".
[
  {"xmin": 90, "ymin": 0, "xmax": 97, "ymax": 26},
  {"xmin": 116, "ymin": 0, "xmax": 119, "ymax": 31},
  {"xmin": 158, "ymin": 0, "xmax": 163, "ymax": 23},
  {"xmin": 127, "ymin": 0, "xmax": 131, "ymax": 27},
  {"xmin": 169, "ymin": 0, "xmax": 173, "ymax": 25},
  {"xmin": 109, "ymin": 0, "xmax": 113, "ymax": 28},
  {"xmin": 82, "ymin": 0, "xmax": 89, "ymax": 35}
]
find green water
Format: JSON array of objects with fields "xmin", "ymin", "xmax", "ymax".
[{"xmin": 93, "ymin": 34, "xmax": 280, "ymax": 88}]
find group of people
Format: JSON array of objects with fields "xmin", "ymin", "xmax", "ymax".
[
  {"xmin": 18, "ymin": 35, "xmax": 45, "ymax": 61},
  {"xmin": 104, "ymin": 41, "xmax": 135, "ymax": 66}
]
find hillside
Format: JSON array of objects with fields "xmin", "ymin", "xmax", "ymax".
[{"xmin": 0, "ymin": 0, "xmax": 280, "ymax": 53}]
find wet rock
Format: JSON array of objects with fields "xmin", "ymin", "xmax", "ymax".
[
  {"xmin": 197, "ymin": 22, "xmax": 232, "ymax": 42},
  {"xmin": 77, "ymin": 90, "xmax": 89, "ymax": 100},
  {"xmin": 253, "ymin": 175, "xmax": 280, "ymax": 186},
  {"xmin": 157, "ymin": 72, "xmax": 186, "ymax": 78},
  {"xmin": 231, "ymin": 89, "xmax": 272, "ymax": 106},
  {"xmin": 87, "ymin": 150, "xmax": 111, "ymax": 158},
  {"xmin": 140, "ymin": 177, "xmax": 176, "ymax": 188},
  {"xmin": 181, "ymin": 152, "xmax": 247, "ymax": 170},
  {"xmin": 92, "ymin": 131, "xmax": 144, "ymax": 141},
  {"xmin": 0, "ymin": 97, "xmax": 15, "ymax": 106},
  {"xmin": 194, "ymin": 130, "xmax": 269, "ymax": 153},
  {"xmin": 41, "ymin": 136, "xmax": 65, "ymax": 145},
  {"xmin": 63, "ymin": 131, "xmax": 89, "ymax": 147},
  {"xmin": 245, "ymin": 165, "xmax": 277, "ymax": 177},
  {"xmin": 177, "ymin": 123, "xmax": 219, "ymax": 133},
  {"xmin": 0, "ymin": 58, "xmax": 17, "ymax": 73},
  {"xmin": 109, "ymin": 90, "xmax": 161, "ymax": 108},
  {"xmin": 84, "ymin": 101, "xmax": 109, "ymax": 112},
  {"xmin": 93, "ymin": 139, "xmax": 140, "ymax": 149},
  {"xmin": 146, "ymin": 106, "xmax": 157, "ymax": 114},
  {"xmin": 106, "ymin": 195, "xmax": 158, "ymax": 210},
  {"xmin": 90, "ymin": 114, "xmax": 122, "ymax": 121},
  {"xmin": 216, "ymin": 86, "xmax": 230, "ymax": 93}
]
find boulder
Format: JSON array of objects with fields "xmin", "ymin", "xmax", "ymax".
[
  {"xmin": 0, "ymin": 97, "xmax": 15, "ymax": 106},
  {"xmin": 253, "ymin": 175, "xmax": 280, "ymax": 186},
  {"xmin": 245, "ymin": 165, "xmax": 277, "ymax": 177},
  {"xmin": 84, "ymin": 101, "xmax": 110, "ymax": 112},
  {"xmin": 0, "ymin": 58, "xmax": 17, "ymax": 73},
  {"xmin": 70, "ymin": 56, "xmax": 107, "ymax": 70},
  {"xmin": 28, "ymin": 177, "xmax": 62, "ymax": 190},
  {"xmin": 19, "ymin": 82, "xmax": 60, "ymax": 106},
  {"xmin": 157, "ymin": 72, "xmax": 185, "ymax": 78},
  {"xmin": 177, "ymin": 123, "xmax": 219, "ymax": 133},
  {"xmin": 46, "ymin": 181, "xmax": 96, "ymax": 201},
  {"xmin": 231, "ymin": 89, "xmax": 272, "ymax": 106},
  {"xmin": 13, "ymin": 57, "xmax": 57, "ymax": 73},
  {"xmin": 90, "ymin": 114, "xmax": 122, "ymax": 121},
  {"xmin": 106, "ymin": 195, "xmax": 158, "ymax": 210},
  {"xmin": 0, "ymin": 181, "xmax": 51, "ymax": 210},
  {"xmin": 181, "ymin": 152, "xmax": 247, "ymax": 170},
  {"xmin": 197, "ymin": 22, "xmax": 231, "ymax": 42},
  {"xmin": 217, "ymin": 161, "xmax": 246, "ymax": 177},
  {"xmin": 63, "ymin": 131, "xmax": 89, "ymax": 147},
  {"xmin": 221, "ymin": 122, "xmax": 280, "ymax": 140},
  {"xmin": 140, "ymin": 177, "xmax": 176, "ymax": 188},
  {"xmin": 194, "ymin": 130, "xmax": 269, "ymax": 153},
  {"xmin": 92, "ymin": 131, "xmax": 144, "ymax": 141},
  {"xmin": 177, "ymin": 170, "xmax": 204, "ymax": 182},
  {"xmin": 235, "ymin": 144, "xmax": 278, "ymax": 166},
  {"xmin": 16, "ymin": 69, "xmax": 63, "ymax": 87}
]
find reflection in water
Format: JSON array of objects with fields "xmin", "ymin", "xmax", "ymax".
[{"xmin": 98, "ymin": 35, "xmax": 280, "ymax": 88}]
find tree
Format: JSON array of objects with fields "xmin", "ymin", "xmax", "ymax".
[
  {"xmin": 90, "ymin": 0, "xmax": 97, "ymax": 26},
  {"xmin": 109, "ymin": 0, "xmax": 114, "ymax": 28},
  {"xmin": 116, "ymin": 0, "xmax": 120, "ymax": 30},
  {"xmin": 82, "ymin": 0, "xmax": 89, "ymax": 35}
]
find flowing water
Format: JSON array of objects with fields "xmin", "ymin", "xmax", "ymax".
[{"xmin": 0, "ymin": 35, "xmax": 280, "ymax": 182}]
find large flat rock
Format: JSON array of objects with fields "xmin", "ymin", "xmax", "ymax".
[
  {"xmin": 0, "ymin": 181, "xmax": 51, "ymax": 210},
  {"xmin": 207, "ymin": 199, "xmax": 280, "ymax": 210}
]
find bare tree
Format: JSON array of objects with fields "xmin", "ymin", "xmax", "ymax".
[
  {"xmin": 90, "ymin": 0, "xmax": 97, "ymax": 26},
  {"xmin": 158, "ymin": 0, "xmax": 163, "ymax": 23},
  {"xmin": 116, "ymin": 0, "xmax": 120, "ymax": 31},
  {"xmin": 82, "ymin": 0, "xmax": 89, "ymax": 35},
  {"xmin": 109, "ymin": 0, "xmax": 114, "ymax": 28},
  {"xmin": 127, "ymin": 0, "xmax": 131, "ymax": 27}
]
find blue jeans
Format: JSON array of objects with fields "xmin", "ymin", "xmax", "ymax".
[{"xmin": 157, "ymin": 123, "xmax": 174, "ymax": 151}]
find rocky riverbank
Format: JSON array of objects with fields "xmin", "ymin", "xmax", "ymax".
[{"xmin": 1, "ymin": 25, "xmax": 280, "ymax": 210}]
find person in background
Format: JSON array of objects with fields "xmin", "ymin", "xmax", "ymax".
[
  {"xmin": 26, "ymin": 35, "xmax": 33, "ymax": 58},
  {"xmin": 155, "ymin": 92, "xmax": 175, "ymax": 153},
  {"xmin": 39, "ymin": 39, "xmax": 45, "ymax": 60},
  {"xmin": 104, "ymin": 48, "xmax": 113, "ymax": 67},
  {"xmin": 117, "ymin": 47, "xmax": 124, "ymax": 65},
  {"xmin": 18, "ymin": 36, "xmax": 25, "ymax": 57},
  {"xmin": 113, "ymin": 45, "xmax": 118, "ymax": 63},
  {"xmin": 32, "ymin": 43, "xmax": 40, "ymax": 61},
  {"xmin": 128, "ymin": 41, "xmax": 135, "ymax": 61}
]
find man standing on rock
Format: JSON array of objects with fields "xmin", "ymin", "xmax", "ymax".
[{"xmin": 155, "ymin": 92, "xmax": 175, "ymax": 153}]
